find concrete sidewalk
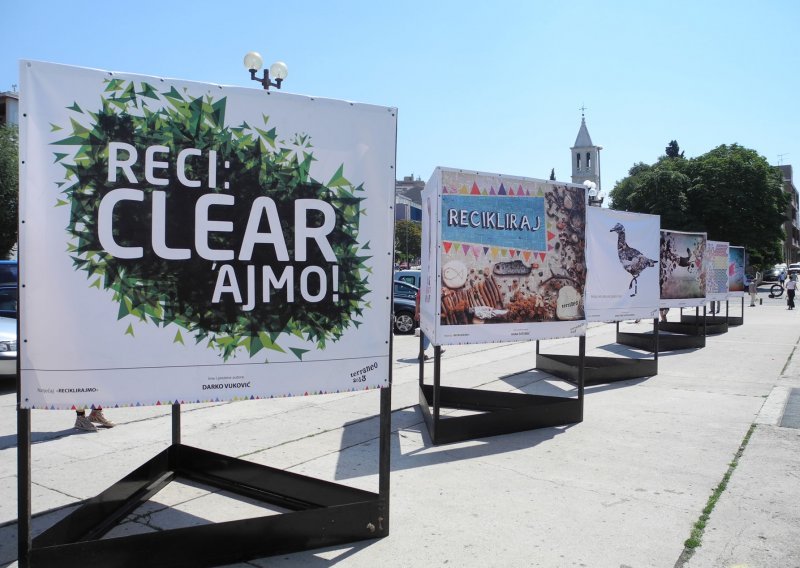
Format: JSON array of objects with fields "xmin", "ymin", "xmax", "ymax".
[{"xmin": 1, "ymin": 292, "xmax": 799, "ymax": 567}]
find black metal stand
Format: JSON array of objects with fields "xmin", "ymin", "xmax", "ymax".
[
  {"xmin": 667, "ymin": 306, "xmax": 727, "ymax": 335},
  {"xmin": 18, "ymin": 390, "xmax": 392, "ymax": 567},
  {"xmin": 617, "ymin": 315, "xmax": 705, "ymax": 352},
  {"xmin": 418, "ymin": 333, "xmax": 584, "ymax": 446},
  {"xmin": 536, "ymin": 320, "xmax": 658, "ymax": 386}
]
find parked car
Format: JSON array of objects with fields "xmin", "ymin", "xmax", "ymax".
[
  {"xmin": 762, "ymin": 267, "xmax": 782, "ymax": 282},
  {"xmin": 0, "ymin": 260, "xmax": 17, "ymax": 286},
  {"xmin": 0, "ymin": 316, "xmax": 17, "ymax": 377},
  {"xmin": 0, "ymin": 285, "xmax": 17, "ymax": 318},
  {"xmin": 393, "ymin": 280, "xmax": 419, "ymax": 334},
  {"xmin": 394, "ymin": 269, "xmax": 421, "ymax": 289}
]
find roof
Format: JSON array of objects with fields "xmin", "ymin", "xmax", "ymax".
[
  {"xmin": 572, "ymin": 116, "xmax": 594, "ymax": 148},
  {"xmin": 396, "ymin": 184, "xmax": 423, "ymax": 205}
]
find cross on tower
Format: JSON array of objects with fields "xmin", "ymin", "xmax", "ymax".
[{"xmin": 579, "ymin": 104, "xmax": 587, "ymax": 117}]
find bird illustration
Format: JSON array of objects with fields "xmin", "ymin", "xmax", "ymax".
[{"xmin": 609, "ymin": 223, "xmax": 657, "ymax": 296}]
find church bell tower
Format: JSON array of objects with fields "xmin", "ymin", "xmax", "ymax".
[{"xmin": 570, "ymin": 109, "xmax": 602, "ymax": 197}]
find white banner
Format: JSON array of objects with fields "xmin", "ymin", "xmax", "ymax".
[
  {"xmin": 659, "ymin": 230, "xmax": 707, "ymax": 308},
  {"xmin": 19, "ymin": 61, "xmax": 397, "ymax": 409},
  {"xmin": 585, "ymin": 208, "xmax": 660, "ymax": 322},
  {"xmin": 728, "ymin": 246, "xmax": 746, "ymax": 297},
  {"xmin": 421, "ymin": 167, "xmax": 587, "ymax": 345},
  {"xmin": 705, "ymin": 241, "xmax": 730, "ymax": 301}
]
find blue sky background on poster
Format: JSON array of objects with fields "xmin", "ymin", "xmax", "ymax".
[
  {"xmin": 729, "ymin": 246, "xmax": 746, "ymax": 295},
  {"xmin": 441, "ymin": 194, "xmax": 546, "ymax": 250}
]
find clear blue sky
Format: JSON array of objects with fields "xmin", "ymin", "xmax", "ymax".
[{"xmin": 3, "ymin": 0, "xmax": 798, "ymax": 202}]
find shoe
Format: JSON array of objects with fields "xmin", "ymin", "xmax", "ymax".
[
  {"xmin": 440, "ymin": 349, "xmax": 446, "ymax": 355},
  {"xmin": 418, "ymin": 354, "xmax": 430, "ymax": 361},
  {"xmin": 75, "ymin": 415, "xmax": 98, "ymax": 432},
  {"xmin": 88, "ymin": 409, "xmax": 116, "ymax": 428}
]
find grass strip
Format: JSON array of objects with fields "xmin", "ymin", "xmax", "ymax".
[{"xmin": 675, "ymin": 423, "xmax": 756, "ymax": 566}]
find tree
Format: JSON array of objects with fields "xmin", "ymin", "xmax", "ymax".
[
  {"xmin": 665, "ymin": 140, "xmax": 684, "ymax": 159},
  {"xmin": 610, "ymin": 142, "xmax": 787, "ymax": 267},
  {"xmin": 549, "ymin": 168, "xmax": 556, "ymax": 180},
  {"xmin": 609, "ymin": 160, "xmax": 690, "ymax": 230},
  {"xmin": 395, "ymin": 220, "xmax": 421, "ymax": 264},
  {"xmin": 684, "ymin": 144, "xmax": 786, "ymax": 267},
  {"xmin": 0, "ymin": 124, "xmax": 18, "ymax": 259}
]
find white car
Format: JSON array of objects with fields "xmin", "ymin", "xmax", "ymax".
[{"xmin": 0, "ymin": 316, "xmax": 17, "ymax": 377}]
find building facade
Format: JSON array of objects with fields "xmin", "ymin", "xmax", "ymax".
[
  {"xmin": 0, "ymin": 90, "xmax": 19, "ymax": 125},
  {"xmin": 779, "ymin": 165, "xmax": 800, "ymax": 263},
  {"xmin": 395, "ymin": 175, "xmax": 424, "ymax": 222}
]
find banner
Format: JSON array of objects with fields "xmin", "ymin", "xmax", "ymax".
[
  {"xmin": 728, "ymin": 246, "xmax": 746, "ymax": 296},
  {"xmin": 705, "ymin": 241, "xmax": 730, "ymax": 301},
  {"xmin": 659, "ymin": 230, "xmax": 707, "ymax": 308},
  {"xmin": 585, "ymin": 209, "xmax": 660, "ymax": 322},
  {"xmin": 420, "ymin": 168, "xmax": 587, "ymax": 345},
  {"xmin": 19, "ymin": 61, "xmax": 397, "ymax": 409}
]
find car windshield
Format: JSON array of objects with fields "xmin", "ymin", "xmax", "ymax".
[
  {"xmin": 0, "ymin": 264, "xmax": 17, "ymax": 286},
  {"xmin": 0, "ymin": 287, "xmax": 16, "ymax": 316}
]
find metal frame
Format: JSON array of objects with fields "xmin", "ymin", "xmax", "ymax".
[
  {"xmin": 616, "ymin": 316, "xmax": 706, "ymax": 352},
  {"xmin": 536, "ymin": 319, "xmax": 658, "ymax": 386},
  {"xmin": 679, "ymin": 304, "xmax": 731, "ymax": 332},
  {"xmin": 688, "ymin": 298, "xmax": 743, "ymax": 327},
  {"xmin": 18, "ymin": 389, "xmax": 392, "ymax": 568},
  {"xmin": 663, "ymin": 306, "xmax": 726, "ymax": 336},
  {"xmin": 418, "ymin": 333, "xmax": 584, "ymax": 446}
]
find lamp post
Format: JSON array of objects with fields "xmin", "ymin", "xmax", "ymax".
[
  {"xmin": 243, "ymin": 51, "xmax": 288, "ymax": 90},
  {"xmin": 584, "ymin": 180, "xmax": 603, "ymax": 207}
]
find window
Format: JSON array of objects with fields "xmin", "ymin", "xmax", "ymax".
[
  {"xmin": 576, "ymin": 153, "xmax": 581, "ymax": 170},
  {"xmin": 586, "ymin": 152, "xmax": 591, "ymax": 169}
]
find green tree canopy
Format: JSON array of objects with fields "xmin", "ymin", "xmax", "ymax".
[
  {"xmin": 665, "ymin": 140, "xmax": 684, "ymax": 159},
  {"xmin": 610, "ymin": 143, "xmax": 787, "ymax": 267},
  {"xmin": 0, "ymin": 124, "xmax": 18, "ymax": 259},
  {"xmin": 395, "ymin": 219, "xmax": 421, "ymax": 262}
]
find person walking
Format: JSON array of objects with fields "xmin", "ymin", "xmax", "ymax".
[
  {"xmin": 786, "ymin": 275, "xmax": 796, "ymax": 310},
  {"xmin": 749, "ymin": 278, "xmax": 758, "ymax": 307}
]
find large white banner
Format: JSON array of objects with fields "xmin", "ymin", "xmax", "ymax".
[
  {"xmin": 705, "ymin": 241, "xmax": 730, "ymax": 301},
  {"xmin": 585, "ymin": 208, "xmax": 660, "ymax": 322},
  {"xmin": 659, "ymin": 230, "xmax": 707, "ymax": 308},
  {"xmin": 728, "ymin": 246, "xmax": 746, "ymax": 297},
  {"xmin": 19, "ymin": 61, "xmax": 397, "ymax": 409},
  {"xmin": 420, "ymin": 168, "xmax": 587, "ymax": 345}
]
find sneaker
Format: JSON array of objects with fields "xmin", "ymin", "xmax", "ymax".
[
  {"xmin": 88, "ymin": 409, "xmax": 116, "ymax": 428},
  {"xmin": 75, "ymin": 415, "xmax": 98, "ymax": 432}
]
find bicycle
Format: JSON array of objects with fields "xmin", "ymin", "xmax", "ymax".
[{"xmin": 769, "ymin": 283, "xmax": 784, "ymax": 298}]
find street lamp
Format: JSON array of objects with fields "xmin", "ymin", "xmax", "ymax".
[
  {"xmin": 584, "ymin": 180, "xmax": 603, "ymax": 207},
  {"xmin": 243, "ymin": 51, "xmax": 288, "ymax": 90}
]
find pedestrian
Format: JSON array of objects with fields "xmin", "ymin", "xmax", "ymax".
[
  {"xmin": 786, "ymin": 275, "xmax": 796, "ymax": 310},
  {"xmin": 779, "ymin": 270, "xmax": 787, "ymax": 286},
  {"xmin": 748, "ymin": 278, "xmax": 758, "ymax": 307},
  {"xmin": 75, "ymin": 407, "xmax": 115, "ymax": 431}
]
